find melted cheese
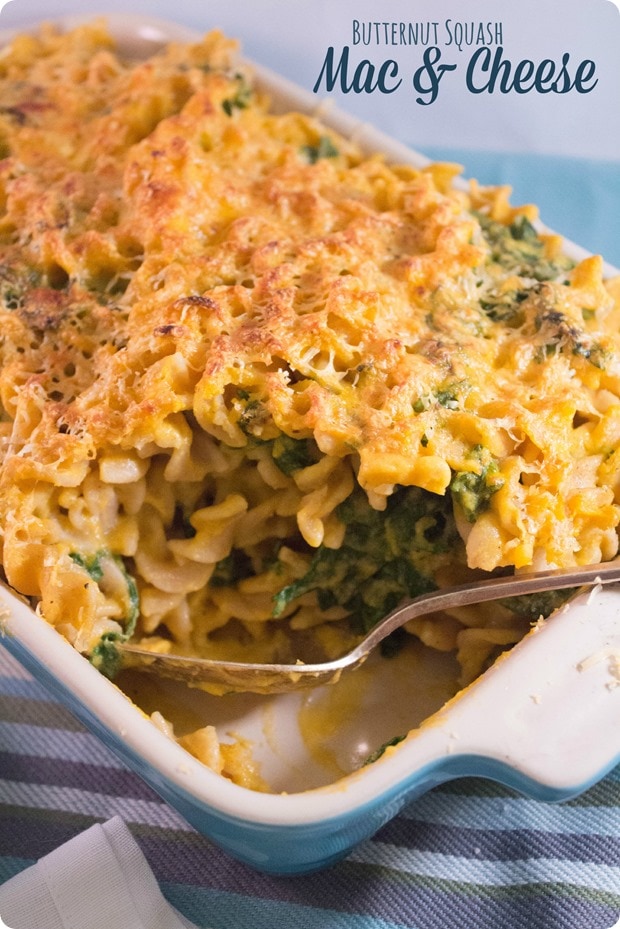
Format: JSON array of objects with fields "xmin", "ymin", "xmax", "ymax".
[{"xmin": 0, "ymin": 22, "xmax": 619, "ymax": 783}]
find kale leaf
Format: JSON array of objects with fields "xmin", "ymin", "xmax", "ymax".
[
  {"xmin": 450, "ymin": 446, "xmax": 504, "ymax": 524},
  {"xmin": 272, "ymin": 435, "xmax": 318, "ymax": 475},
  {"xmin": 90, "ymin": 633, "xmax": 124, "ymax": 679},
  {"xmin": 533, "ymin": 307, "xmax": 609, "ymax": 370},
  {"xmin": 500, "ymin": 587, "xmax": 575, "ymax": 622},
  {"xmin": 273, "ymin": 485, "xmax": 459, "ymax": 634},
  {"xmin": 70, "ymin": 550, "xmax": 140, "ymax": 679},
  {"xmin": 301, "ymin": 135, "xmax": 339, "ymax": 164},
  {"xmin": 364, "ymin": 734, "xmax": 406, "ymax": 765},
  {"xmin": 478, "ymin": 213, "xmax": 573, "ymax": 282},
  {"xmin": 222, "ymin": 75, "xmax": 252, "ymax": 116},
  {"xmin": 210, "ymin": 549, "xmax": 255, "ymax": 587}
]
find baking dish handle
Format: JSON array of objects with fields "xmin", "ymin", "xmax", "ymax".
[{"xmin": 410, "ymin": 583, "xmax": 620, "ymax": 798}]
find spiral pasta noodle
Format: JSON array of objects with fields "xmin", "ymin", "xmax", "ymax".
[{"xmin": 0, "ymin": 22, "xmax": 619, "ymax": 780}]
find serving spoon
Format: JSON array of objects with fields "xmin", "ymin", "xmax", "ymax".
[{"xmin": 118, "ymin": 560, "xmax": 620, "ymax": 694}]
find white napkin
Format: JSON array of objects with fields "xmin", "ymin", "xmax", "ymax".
[{"xmin": 0, "ymin": 816, "xmax": 199, "ymax": 929}]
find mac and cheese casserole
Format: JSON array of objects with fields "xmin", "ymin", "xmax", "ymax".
[{"xmin": 1, "ymin": 21, "xmax": 619, "ymax": 749}]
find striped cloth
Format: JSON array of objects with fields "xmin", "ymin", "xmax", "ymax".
[{"xmin": 1, "ymin": 644, "xmax": 620, "ymax": 929}]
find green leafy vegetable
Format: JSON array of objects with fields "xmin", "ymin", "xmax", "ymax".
[
  {"xmin": 273, "ymin": 485, "xmax": 460, "ymax": 634},
  {"xmin": 70, "ymin": 550, "xmax": 140, "ymax": 678},
  {"xmin": 210, "ymin": 549, "xmax": 255, "ymax": 587},
  {"xmin": 435, "ymin": 380, "xmax": 469, "ymax": 410},
  {"xmin": 480, "ymin": 287, "xmax": 529, "ymax": 325},
  {"xmin": 571, "ymin": 340, "xmax": 608, "ymax": 369},
  {"xmin": 234, "ymin": 389, "xmax": 272, "ymax": 436},
  {"xmin": 364, "ymin": 734, "xmax": 406, "ymax": 765},
  {"xmin": 222, "ymin": 75, "xmax": 252, "ymax": 116},
  {"xmin": 533, "ymin": 308, "xmax": 609, "ymax": 370},
  {"xmin": 0, "ymin": 263, "xmax": 43, "ymax": 311},
  {"xmin": 450, "ymin": 446, "xmax": 504, "ymax": 524},
  {"xmin": 301, "ymin": 135, "xmax": 339, "ymax": 164},
  {"xmin": 90, "ymin": 633, "xmax": 124, "ymax": 679},
  {"xmin": 70, "ymin": 550, "xmax": 104, "ymax": 581},
  {"xmin": 413, "ymin": 381, "xmax": 469, "ymax": 414},
  {"xmin": 478, "ymin": 213, "xmax": 573, "ymax": 282},
  {"xmin": 500, "ymin": 588, "xmax": 575, "ymax": 622},
  {"xmin": 272, "ymin": 435, "xmax": 318, "ymax": 475}
]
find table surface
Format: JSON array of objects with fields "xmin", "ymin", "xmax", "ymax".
[{"xmin": 1, "ymin": 155, "xmax": 620, "ymax": 929}]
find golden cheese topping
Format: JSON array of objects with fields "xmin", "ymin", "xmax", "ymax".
[{"xmin": 0, "ymin": 21, "xmax": 619, "ymax": 705}]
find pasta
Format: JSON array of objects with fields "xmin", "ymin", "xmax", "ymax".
[{"xmin": 1, "ymin": 21, "xmax": 619, "ymax": 777}]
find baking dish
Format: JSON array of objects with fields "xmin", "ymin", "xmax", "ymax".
[{"xmin": 0, "ymin": 12, "xmax": 619, "ymax": 875}]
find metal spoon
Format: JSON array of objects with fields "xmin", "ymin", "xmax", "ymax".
[{"xmin": 118, "ymin": 561, "xmax": 620, "ymax": 694}]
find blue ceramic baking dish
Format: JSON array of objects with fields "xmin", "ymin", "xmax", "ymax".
[{"xmin": 0, "ymin": 13, "xmax": 619, "ymax": 875}]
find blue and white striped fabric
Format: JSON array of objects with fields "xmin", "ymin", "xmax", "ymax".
[{"xmin": 1, "ymin": 639, "xmax": 620, "ymax": 929}]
